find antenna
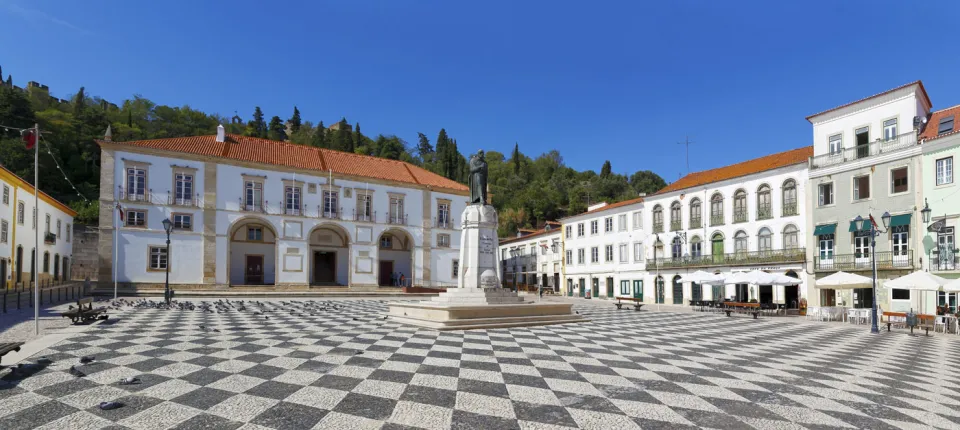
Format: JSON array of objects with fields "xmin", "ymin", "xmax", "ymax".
[{"xmin": 677, "ymin": 136, "xmax": 694, "ymax": 174}]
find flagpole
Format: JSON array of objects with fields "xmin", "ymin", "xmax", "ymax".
[
  {"xmin": 114, "ymin": 203, "xmax": 119, "ymax": 300},
  {"xmin": 34, "ymin": 123, "xmax": 39, "ymax": 336}
]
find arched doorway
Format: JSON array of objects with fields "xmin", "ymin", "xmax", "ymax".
[
  {"xmin": 228, "ymin": 218, "xmax": 277, "ymax": 285},
  {"xmin": 711, "ymin": 232, "xmax": 724, "ymax": 263},
  {"xmin": 309, "ymin": 224, "xmax": 350, "ymax": 286},
  {"xmin": 785, "ymin": 270, "xmax": 800, "ymax": 309},
  {"xmin": 378, "ymin": 229, "xmax": 413, "ymax": 286},
  {"xmin": 63, "ymin": 257, "xmax": 69, "ymax": 281},
  {"xmin": 54, "ymin": 254, "xmax": 60, "ymax": 281},
  {"xmin": 655, "ymin": 276, "xmax": 665, "ymax": 304},
  {"xmin": 672, "ymin": 275, "xmax": 683, "ymax": 304},
  {"xmin": 15, "ymin": 246, "xmax": 22, "ymax": 284},
  {"xmin": 30, "ymin": 249, "xmax": 36, "ymax": 283}
]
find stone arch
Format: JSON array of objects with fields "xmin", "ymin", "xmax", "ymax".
[
  {"xmin": 227, "ymin": 216, "xmax": 279, "ymax": 286},
  {"xmin": 308, "ymin": 223, "xmax": 352, "ymax": 286},
  {"xmin": 377, "ymin": 227, "xmax": 415, "ymax": 287}
]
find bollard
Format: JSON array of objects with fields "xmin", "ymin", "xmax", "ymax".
[
  {"xmin": 2, "ymin": 292, "xmax": 6, "ymax": 313},
  {"xmin": 17, "ymin": 290, "xmax": 21, "ymax": 310}
]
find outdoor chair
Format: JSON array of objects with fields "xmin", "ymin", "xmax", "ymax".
[
  {"xmin": 847, "ymin": 308, "xmax": 858, "ymax": 324},
  {"xmin": 806, "ymin": 306, "xmax": 819, "ymax": 321},
  {"xmin": 934, "ymin": 316, "xmax": 946, "ymax": 333}
]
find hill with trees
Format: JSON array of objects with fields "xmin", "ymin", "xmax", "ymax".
[{"xmin": 0, "ymin": 66, "xmax": 665, "ymax": 236}]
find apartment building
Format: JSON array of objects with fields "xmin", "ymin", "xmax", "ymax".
[
  {"xmin": 498, "ymin": 222, "xmax": 562, "ymax": 292},
  {"xmin": 97, "ymin": 125, "xmax": 468, "ymax": 289},
  {"xmin": 560, "ymin": 198, "xmax": 647, "ymax": 299},
  {"xmin": 806, "ymin": 81, "xmax": 930, "ymax": 311},
  {"xmin": 644, "ymin": 148, "xmax": 811, "ymax": 307},
  {"xmin": 920, "ymin": 105, "xmax": 960, "ymax": 313}
]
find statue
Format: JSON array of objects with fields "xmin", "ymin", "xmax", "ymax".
[{"xmin": 468, "ymin": 150, "xmax": 488, "ymax": 205}]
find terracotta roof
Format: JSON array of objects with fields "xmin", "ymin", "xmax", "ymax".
[
  {"xmin": 0, "ymin": 165, "xmax": 78, "ymax": 216},
  {"xmin": 920, "ymin": 104, "xmax": 960, "ymax": 141},
  {"xmin": 806, "ymin": 81, "xmax": 931, "ymax": 122},
  {"xmin": 654, "ymin": 146, "xmax": 813, "ymax": 196},
  {"xmin": 98, "ymin": 134, "xmax": 468, "ymax": 193},
  {"xmin": 500, "ymin": 226, "xmax": 560, "ymax": 245},
  {"xmin": 559, "ymin": 197, "xmax": 644, "ymax": 221}
]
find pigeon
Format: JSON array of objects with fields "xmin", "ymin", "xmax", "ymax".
[
  {"xmin": 69, "ymin": 365, "xmax": 87, "ymax": 377},
  {"xmin": 79, "ymin": 356, "xmax": 95, "ymax": 364},
  {"xmin": 99, "ymin": 401, "xmax": 124, "ymax": 410},
  {"xmin": 119, "ymin": 377, "xmax": 141, "ymax": 385}
]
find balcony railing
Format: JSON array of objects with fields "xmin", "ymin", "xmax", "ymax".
[
  {"xmin": 387, "ymin": 213, "xmax": 407, "ymax": 225},
  {"xmin": 782, "ymin": 201, "xmax": 798, "ymax": 217},
  {"xmin": 810, "ymin": 132, "xmax": 917, "ymax": 170},
  {"xmin": 120, "ymin": 187, "xmax": 206, "ymax": 207},
  {"xmin": 44, "ymin": 232, "xmax": 56, "ymax": 245},
  {"xmin": 239, "ymin": 198, "xmax": 267, "ymax": 213},
  {"xmin": 814, "ymin": 250, "xmax": 914, "ymax": 271},
  {"xmin": 435, "ymin": 217, "xmax": 453, "ymax": 229},
  {"xmin": 647, "ymin": 248, "xmax": 805, "ymax": 269},
  {"xmin": 733, "ymin": 208, "xmax": 748, "ymax": 223},
  {"xmin": 931, "ymin": 249, "xmax": 959, "ymax": 272},
  {"xmin": 353, "ymin": 210, "xmax": 376, "ymax": 222},
  {"xmin": 670, "ymin": 220, "xmax": 682, "ymax": 231},
  {"xmin": 319, "ymin": 206, "xmax": 343, "ymax": 220},
  {"xmin": 652, "ymin": 222, "xmax": 664, "ymax": 233},
  {"xmin": 710, "ymin": 213, "xmax": 724, "ymax": 226},
  {"xmin": 757, "ymin": 205, "xmax": 773, "ymax": 220},
  {"xmin": 689, "ymin": 217, "xmax": 702, "ymax": 229}
]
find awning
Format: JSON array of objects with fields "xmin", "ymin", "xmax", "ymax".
[
  {"xmin": 848, "ymin": 220, "xmax": 870, "ymax": 233},
  {"xmin": 813, "ymin": 223, "xmax": 836, "ymax": 236},
  {"xmin": 889, "ymin": 213, "xmax": 911, "ymax": 228}
]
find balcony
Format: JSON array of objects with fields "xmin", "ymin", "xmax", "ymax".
[
  {"xmin": 353, "ymin": 210, "xmax": 376, "ymax": 223},
  {"xmin": 733, "ymin": 208, "xmax": 748, "ymax": 223},
  {"xmin": 647, "ymin": 248, "xmax": 805, "ymax": 269},
  {"xmin": 689, "ymin": 217, "xmax": 702, "ymax": 229},
  {"xmin": 435, "ymin": 217, "xmax": 453, "ymax": 229},
  {"xmin": 652, "ymin": 222, "xmax": 664, "ymax": 233},
  {"xmin": 782, "ymin": 201, "xmax": 798, "ymax": 217},
  {"xmin": 810, "ymin": 132, "xmax": 917, "ymax": 170},
  {"xmin": 757, "ymin": 205, "xmax": 773, "ymax": 220},
  {"xmin": 238, "ymin": 198, "xmax": 267, "ymax": 214},
  {"xmin": 43, "ymin": 232, "xmax": 56, "ymax": 245},
  {"xmin": 710, "ymin": 213, "xmax": 724, "ymax": 226},
  {"xmin": 387, "ymin": 213, "xmax": 407, "ymax": 225},
  {"xmin": 931, "ymin": 250, "xmax": 959, "ymax": 272},
  {"xmin": 670, "ymin": 220, "xmax": 682, "ymax": 232},
  {"xmin": 319, "ymin": 206, "xmax": 343, "ymax": 220},
  {"xmin": 814, "ymin": 250, "xmax": 914, "ymax": 272}
]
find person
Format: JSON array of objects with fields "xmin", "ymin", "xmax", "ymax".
[
  {"xmin": 399, "ymin": 272, "xmax": 405, "ymax": 287},
  {"xmin": 390, "ymin": 272, "xmax": 397, "ymax": 287}
]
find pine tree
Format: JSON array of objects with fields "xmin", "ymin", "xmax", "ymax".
[
  {"xmin": 311, "ymin": 121, "xmax": 327, "ymax": 148},
  {"xmin": 354, "ymin": 122, "xmax": 363, "ymax": 151},
  {"xmin": 250, "ymin": 107, "xmax": 267, "ymax": 138},
  {"xmin": 600, "ymin": 160, "xmax": 612, "ymax": 178},
  {"xmin": 74, "ymin": 86, "xmax": 86, "ymax": 115},
  {"xmin": 416, "ymin": 132, "xmax": 433, "ymax": 163},
  {"xmin": 5, "ymin": 75, "xmax": 11, "ymax": 88},
  {"xmin": 268, "ymin": 116, "xmax": 287, "ymax": 141},
  {"xmin": 512, "ymin": 143, "xmax": 521, "ymax": 175},
  {"xmin": 334, "ymin": 118, "xmax": 353, "ymax": 152},
  {"xmin": 127, "ymin": 110, "xmax": 133, "ymax": 127},
  {"xmin": 435, "ymin": 128, "xmax": 451, "ymax": 178},
  {"xmin": 289, "ymin": 106, "xmax": 301, "ymax": 133}
]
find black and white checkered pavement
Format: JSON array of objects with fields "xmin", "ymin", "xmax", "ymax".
[{"xmin": 2, "ymin": 299, "xmax": 960, "ymax": 429}]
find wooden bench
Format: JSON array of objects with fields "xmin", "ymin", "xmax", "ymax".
[
  {"xmin": 61, "ymin": 298, "xmax": 107, "ymax": 324},
  {"xmin": 0, "ymin": 342, "xmax": 24, "ymax": 365},
  {"xmin": 881, "ymin": 311, "xmax": 935, "ymax": 336},
  {"xmin": 723, "ymin": 302, "xmax": 761, "ymax": 319},
  {"xmin": 614, "ymin": 297, "xmax": 644, "ymax": 311}
]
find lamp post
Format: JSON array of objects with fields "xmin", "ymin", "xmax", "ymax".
[
  {"xmin": 921, "ymin": 199, "xmax": 932, "ymax": 271},
  {"xmin": 161, "ymin": 218, "xmax": 173, "ymax": 305},
  {"xmin": 855, "ymin": 211, "xmax": 891, "ymax": 334}
]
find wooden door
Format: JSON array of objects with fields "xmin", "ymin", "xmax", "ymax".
[
  {"xmin": 313, "ymin": 251, "xmax": 336, "ymax": 284},
  {"xmin": 245, "ymin": 255, "xmax": 264, "ymax": 284},
  {"xmin": 633, "ymin": 280, "xmax": 643, "ymax": 299},
  {"xmin": 379, "ymin": 261, "xmax": 394, "ymax": 286}
]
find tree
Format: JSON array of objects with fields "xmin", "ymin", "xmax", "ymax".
[
  {"xmin": 73, "ymin": 86, "xmax": 86, "ymax": 115},
  {"xmin": 600, "ymin": 160, "xmax": 612, "ymax": 178},
  {"xmin": 247, "ymin": 106, "xmax": 267, "ymax": 138},
  {"xmin": 289, "ymin": 106, "xmax": 301, "ymax": 133},
  {"xmin": 354, "ymin": 122, "xmax": 362, "ymax": 152},
  {"xmin": 311, "ymin": 121, "xmax": 327, "ymax": 148},
  {"xmin": 267, "ymin": 116, "xmax": 286, "ymax": 141},
  {"xmin": 5, "ymin": 75, "xmax": 11, "ymax": 88},
  {"xmin": 126, "ymin": 109, "xmax": 133, "ymax": 127},
  {"xmin": 416, "ymin": 132, "xmax": 434, "ymax": 164},
  {"xmin": 376, "ymin": 135, "xmax": 405, "ymax": 160},
  {"xmin": 334, "ymin": 118, "xmax": 353, "ymax": 152},
  {"xmin": 629, "ymin": 170, "xmax": 667, "ymax": 195}
]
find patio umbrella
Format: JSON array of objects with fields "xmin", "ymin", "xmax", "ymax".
[
  {"xmin": 815, "ymin": 271, "xmax": 872, "ymax": 290},
  {"xmin": 679, "ymin": 270, "xmax": 724, "ymax": 284},
  {"xmin": 944, "ymin": 278, "xmax": 960, "ymax": 293},
  {"xmin": 882, "ymin": 270, "xmax": 948, "ymax": 291}
]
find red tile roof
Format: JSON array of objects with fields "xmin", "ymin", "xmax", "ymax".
[
  {"xmin": 559, "ymin": 197, "xmax": 645, "ymax": 221},
  {"xmin": 920, "ymin": 104, "xmax": 960, "ymax": 141},
  {"xmin": 654, "ymin": 146, "xmax": 813, "ymax": 196},
  {"xmin": 805, "ymin": 81, "xmax": 931, "ymax": 122},
  {"xmin": 500, "ymin": 226, "xmax": 561, "ymax": 245},
  {"xmin": 98, "ymin": 134, "xmax": 468, "ymax": 193}
]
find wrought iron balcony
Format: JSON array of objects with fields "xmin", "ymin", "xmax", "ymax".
[
  {"xmin": 733, "ymin": 208, "xmax": 748, "ymax": 223},
  {"xmin": 43, "ymin": 232, "xmax": 56, "ymax": 244},
  {"xmin": 435, "ymin": 217, "xmax": 453, "ymax": 229},
  {"xmin": 810, "ymin": 132, "xmax": 917, "ymax": 170},
  {"xmin": 930, "ymin": 250, "xmax": 958, "ymax": 272},
  {"xmin": 689, "ymin": 217, "xmax": 702, "ymax": 229},
  {"xmin": 652, "ymin": 222, "xmax": 664, "ymax": 233},
  {"xmin": 647, "ymin": 247, "xmax": 806, "ymax": 269},
  {"xmin": 710, "ymin": 213, "xmax": 724, "ymax": 226},
  {"xmin": 757, "ymin": 205, "xmax": 773, "ymax": 220},
  {"xmin": 814, "ymin": 250, "xmax": 914, "ymax": 272},
  {"xmin": 670, "ymin": 220, "xmax": 682, "ymax": 231},
  {"xmin": 782, "ymin": 200, "xmax": 798, "ymax": 217},
  {"xmin": 387, "ymin": 213, "xmax": 407, "ymax": 225},
  {"xmin": 238, "ymin": 198, "xmax": 267, "ymax": 213},
  {"xmin": 353, "ymin": 210, "xmax": 375, "ymax": 222}
]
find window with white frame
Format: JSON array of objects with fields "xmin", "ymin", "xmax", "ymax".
[
  {"xmin": 829, "ymin": 134, "xmax": 842, "ymax": 155},
  {"xmin": 577, "ymin": 223, "xmax": 584, "ymax": 237},
  {"xmin": 551, "ymin": 241, "xmax": 558, "ymax": 253},
  {"xmin": 126, "ymin": 167, "xmax": 147, "ymax": 200},
  {"xmin": 244, "ymin": 181, "xmax": 263, "ymax": 210},
  {"xmin": 357, "ymin": 193, "xmax": 373, "ymax": 221},
  {"xmin": 689, "ymin": 199, "xmax": 702, "ymax": 227},
  {"xmin": 0, "ymin": 220, "xmax": 7, "ymax": 243},
  {"xmin": 565, "ymin": 225, "xmax": 572, "ymax": 238},
  {"xmin": 783, "ymin": 225, "xmax": 799, "ymax": 249},
  {"xmin": 618, "ymin": 214, "xmax": 627, "ymax": 231},
  {"xmin": 619, "ymin": 244, "xmax": 628, "ymax": 262},
  {"xmin": 891, "ymin": 167, "xmax": 908, "ymax": 194},
  {"xmin": 818, "ymin": 183, "xmax": 834, "ymax": 206},
  {"xmin": 819, "ymin": 234, "xmax": 834, "ymax": 260},
  {"xmin": 172, "ymin": 214, "xmax": 192, "ymax": 230},
  {"xmin": 883, "ymin": 118, "xmax": 897, "ymax": 141},
  {"xmin": 437, "ymin": 234, "xmax": 450, "ymax": 248},
  {"xmin": 604, "ymin": 217, "xmax": 613, "ymax": 233},
  {"xmin": 389, "ymin": 196, "xmax": 405, "ymax": 223},
  {"xmin": 590, "ymin": 220, "xmax": 598, "ymax": 235},
  {"xmin": 285, "ymin": 185, "xmax": 302, "ymax": 215},
  {"xmin": 174, "ymin": 172, "xmax": 193, "ymax": 205},
  {"xmin": 734, "ymin": 231, "xmax": 748, "ymax": 254},
  {"xmin": 605, "ymin": 245, "xmax": 613, "ymax": 262},
  {"xmin": 323, "ymin": 190, "xmax": 338, "ymax": 217},
  {"xmin": 853, "ymin": 175, "xmax": 870, "ymax": 200},
  {"xmin": 690, "ymin": 236, "xmax": 701, "ymax": 257},
  {"xmin": 45, "ymin": 213, "xmax": 50, "ymax": 233},
  {"xmin": 591, "ymin": 247, "xmax": 599, "ymax": 263},
  {"xmin": 632, "ymin": 211, "xmax": 642, "ymax": 230},
  {"xmin": 248, "ymin": 226, "xmax": 264, "ymax": 241},
  {"xmin": 126, "ymin": 210, "xmax": 146, "ymax": 227},
  {"xmin": 149, "ymin": 246, "xmax": 168, "ymax": 270},
  {"xmin": 17, "ymin": 202, "xmax": 24, "ymax": 225},
  {"xmin": 758, "ymin": 227, "xmax": 772, "ymax": 253},
  {"xmin": 892, "ymin": 226, "xmax": 908, "ymax": 257},
  {"xmin": 937, "ymin": 157, "xmax": 953, "ymax": 186},
  {"xmin": 671, "ymin": 237, "xmax": 682, "ymax": 259},
  {"xmin": 2, "ymin": 185, "xmax": 8, "ymax": 205},
  {"xmin": 566, "ymin": 250, "xmax": 572, "ymax": 265},
  {"xmin": 854, "ymin": 231, "xmax": 871, "ymax": 259},
  {"xmin": 56, "ymin": 220, "xmax": 61, "ymax": 237},
  {"xmin": 540, "ymin": 243, "xmax": 546, "ymax": 255},
  {"xmin": 634, "ymin": 242, "xmax": 643, "ymax": 262},
  {"xmin": 577, "ymin": 248, "xmax": 584, "ymax": 264},
  {"xmin": 437, "ymin": 202, "xmax": 450, "ymax": 227}
]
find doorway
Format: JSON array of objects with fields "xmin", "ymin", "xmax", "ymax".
[
  {"xmin": 553, "ymin": 274, "xmax": 560, "ymax": 292},
  {"xmin": 313, "ymin": 251, "xmax": 336, "ymax": 284},
  {"xmin": 606, "ymin": 277, "xmax": 614, "ymax": 298},
  {"xmin": 632, "ymin": 280, "xmax": 643, "ymax": 299},
  {"xmin": 379, "ymin": 261, "xmax": 394, "ymax": 286},
  {"xmin": 672, "ymin": 276, "xmax": 683, "ymax": 304},
  {"xmin": 784, "ymin": 285, "xmax": 799, "ymax": 309},
  {"xmin": 245, "ymin": 255, "xmax": 264, "ymax": 284},
  {"xmin": 759, "ymin": 285, "xmax": 773, "ymax": 304},
  {"xmin": 15, "ymin": 246, "xmax": 22, "ymax": 284},
  {"xmin": 655, "ymin": 276, "xmax": 665, "ymax": 304},
  {"xmin": 0, "ymin": 259, "xmax": 6, "ymax": 288},
  {"xmin": 735, "ymin": 284, "xmax": 748, "ymax": 302}
]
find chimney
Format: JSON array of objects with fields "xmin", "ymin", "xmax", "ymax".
[
  {"xmin": 216, "ymin": 124, "xmax": 225, "ymax": 143},
  {"xmin": 104, "ymin": 125, "xmax": 112, "ymax": 142}
]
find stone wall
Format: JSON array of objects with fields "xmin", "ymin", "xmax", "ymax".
[{"xmin": 71, "ymin": 224, "xmax": 100, "ymax": 280}]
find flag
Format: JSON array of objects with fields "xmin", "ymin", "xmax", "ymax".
[
  {"xmin": 22, "ymin": 129, "xmax": 36, "ymax": 150},
  {"xmin": 868, "ymin": 214, "xmax": 878, "ymax": 229},
  {"xmin": 116, "ymin": 202, "xmax": 124, "ymax": 222}
]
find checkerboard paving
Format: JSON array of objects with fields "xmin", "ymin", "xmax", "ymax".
[{"xmin": 2, "ymin": 298, "xmax": 960, "ymax": 429}]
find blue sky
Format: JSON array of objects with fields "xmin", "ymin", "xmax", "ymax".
[{"xmin": 3, "ymin": 0, "xmax": 960, "ymax": 183}]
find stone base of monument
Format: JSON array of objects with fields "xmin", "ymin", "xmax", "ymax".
[{"xmin": 387, "ymin": 288, "xmax": 588, "ymax": 330}]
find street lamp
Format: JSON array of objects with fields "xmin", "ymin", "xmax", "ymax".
[
  {"xmin": 161, "ymin": 218, "xmax": 173, "ymax": 305},
  {"xmin": 921, "ymin": 198, "xmax": 932, "ymax": 224},
  {"xmin": 854, "ymin": 212, "xmax": 890, "ymax": 334}
]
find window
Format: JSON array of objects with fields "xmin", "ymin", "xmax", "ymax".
[
  {"xmin": 783, "ymin": 225, "xmax": 799, "ymax": 249},
  {"xmin": 653, "ymin": 205, "xmax": 664, "ymax": 232},
  {"xmin": 883, "ymin": 118, "xmax": 897, "ymax": 141},
  {"xmin": 285, "ymin": 186, "xmax": 302, "ymax": 215},
  {"xmin": 853, "ymin": 175, "xmax": 870, "ymax": 200},
  {"xmin": 891, "ymin": 167, "xmax": 908, "ymax": 194},
  {"xmin": 436, "ymin": 202, "xmax": 450, "ymax": 228},
  {"xmin": 618, "ymin": 214, "xmax": 627, "ymax": 231},
  {"xmin": 17, "ymin": 202, "xmax": 24, "ymax": 224},
  {"xmin": 605, "ymin": 245, "xmax": 613, "ymax": 262},
  {"xmin": 619, "ymin": 244, "xmax": 628, "ymax": 262},
  {"xmin": 591, "ymin": 247, "xmax": 599, "ymax": 263},
  {"xmin": 244, "ymin": 181, "xmax": 263, "ymax": 211},
  {"xmin": 45, "ymin": 214, "xmax": 50, "ymax": 233},
  {"xmin": 757, "ymin": 185, "xmax": 772, "ymax": 219},
  {"xmin": 540, "ymin": 243, "xmax": 546, "ymax": 255},
  {"xmin": 818, "ymin": 234, "xmax": 834, "ymax": 260},
  {"xmin": 829, "ymin": 134, "xmax": 842, "ymax": 155},
  {"xmin": 565, "ymin": 225, "xmax": 572, "ymax": 238},
  {"xmin": 577, "ymin": 223, "xmax": 584, "ymax": 237},
  {"xmin": 690, "ymin": 236, "xmax": 701, "ymax": 258},
  {"xmin": 818, "ymin": 183, "xmax": 834, "ymax": 206},
  {"xmin": 782, "ymin": 180, "xmax": 798, "ymax": 216},
  {"xmin": 551, "ymin": 241, "xmax": 558, "ymax": 253},
  {"xmin": 43, "ymin": 252, "xmax": 49, "ymax": 273},
  {"xmin": 689, "ymin": 199, "xmax": 702, "ymax": 228},
  {"xmin": 671, "ymin": 237, "xmax": 682, "ymax": 259},
  {"xmin": 577, "ymin": 248, "xmax": 585, "ymax": 264},
  {"xmin": 892, "ymin": 226, "xmax": 908, "ymax": 258},
  {"xmin": 1, "ymin": 185, "xmax": 7, "ymax": 205},
  {"xmin": 938, "ymin": 115, "xmax": 955, "ymax": 135},
  {"xmin": 604, "ymin": 217, "xmax": 613, "ymax": 233},
  {"xmin": 126, "ymin": 167, "xmax": 147, "ymax": 200},
  {"xmin": 323, "ymin": 191, "xmax": 338, "ymax": 217},
  {"xmin": 150, "ymin": 246, "xmax": 168, "ymax": 270},
  {"xmin": 734, "ymin": 231, "xmax": 748, "ymax": 254},
  {"xmin": 0, "ymin": 220, "xmax": 7, "ymax": 243},
  {"xmin": 438, "ymin": 234, "xmax": 450, "ymax": 248},
  {"xmin": 937, "ymin": 227, "xmax": 956, "ymax": 271},
  {"xmin": 357, "ymin": 193, "xmax": 373, "ymax": 221},
  {"xmin": 758, "ymin": 228, "xmax": 772, "ymax": 253},
  {"xmin": 855, "ymin": 127, "xmax": 869, "ymax": 145},
  {"xmin": 57, "ymin": 220, "xmax": 61, "ymax": 238},
  {"xmin": 248, "ymin": 226, "xmax": 263, "ymax": 241},
  {"xmin": 126, "ymin": 210, "xmax": 146, "ymax": 227},
  {"xmin": 172, "ymin": 214, "xmax": 192, "ymax": 230},
  {"xmin": 670, "ymin": 202, "xmax": 681, "ymax": 231},
  {"xmin": 452, "ymin": 260, "xmax": 459, "ymax": 278},
  {"xmin": 632, "ymin": 211, "xmax": 642, "ymax": 230},
  {"xmin": 710, "ymin": 193, "xmax": 723, "ymax": 225},
  {"xmin": 66, "ymin": 224, "xmax": 71, "ymax": 242},
  {"xmin": 937, "ymin": 157, "xmax": 953, "ymax": 186},
  {"xmin": 174, "ymin": 172, "xmax": 193, "ymax": 205},
  {"xmin": 854, "ymin": 231, "xmax": 871, "ymax": 259},
  {"xmin": 566, "ymin": 250, "xmax": 573, "ymax": 265},
  {"xmin": 733, "ymin": 190, "xmax": 747, "ymax": 223},
  {"xmin": 590, "ymin": 220, "xmax": 598, "ymax": 235},
  {"xmin": 620, "ymin": 280, "xmax": 629, "ymax": 295},
  {"xmin": 892, "ymin": 289, "xmax": 910, "ymax": 300}
]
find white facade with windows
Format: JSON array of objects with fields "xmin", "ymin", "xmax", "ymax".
[
  {"xmin": 921, "ymin": 106, "xmax": 960, "ymax": 314},
  {"xmin": 98, "ymin": 129, "xmax": 467, "ymax": 289},
  {"xmin": 497, "ymin": 224, "xmax": 563, "ymax": 292},
  {"xmin": 560, "ymin": 199, "xmax": 648, "ymax": 299}
]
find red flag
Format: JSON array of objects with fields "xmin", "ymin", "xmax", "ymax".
[
  {"xmin": 116, "ymin": 202, "xmax": 124, "ymax": 221},
  {"xmin": 869, "ymin": 214, "xmax": 878, "ymax": 229},
  {"xmin": 22, "ymin": 130, "xmax": 36, "ymax": 150}
]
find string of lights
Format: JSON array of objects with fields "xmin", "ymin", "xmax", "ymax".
[{"xmin": 39, "ymin": 133, "xmax": 90, "ymax": 202}]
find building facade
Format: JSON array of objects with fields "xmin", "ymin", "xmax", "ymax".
[
  {"xmin": 498, "ymin": 222, "xmax": 562, "ymax": 292},
  {"xmin": 560, "ymin": 198, "xmax": 648, "ymax": 299},
  {"xmin": 806, "ymin": 82, "xmax": 931, "ymax": 312},
  {"xmin": 643, "ymin": 148, "xmax": 811, "ymax": 308},
  {"xmin": 920, "ymin": 105, "xmax": 960, "ymax": 313},
  {"xmin": 97, "ymin": 126, "xmax": 468, "ymax": 289},
  {"xmin": 0, "ymin": 165, "xmax": 77, "ymax": 288}
]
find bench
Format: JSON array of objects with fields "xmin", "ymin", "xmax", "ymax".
[
  {"xmin": 0, "ymin": 342, "xmax": 24, "ymax": 365},
  {"xmin": 723, "ymin": 302, "xmax": 761, "ymax": 319},
  {"xmin": 614, "ymin": 297, "xmax": 644, "ymax": 311},
  {"xmin": 882, "ymin": 311, "xmax": 935, "ymax": 336},
  {"xmin": 61, "ymin": 298, "xmax": 107, "ymax": 324}
]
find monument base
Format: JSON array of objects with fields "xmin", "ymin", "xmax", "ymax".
[{"xmin": 387, "ymin": 299, "xmax": 587, "ymax": 331}]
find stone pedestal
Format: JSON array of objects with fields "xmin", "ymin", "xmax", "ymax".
[{"xmin": 387, "ymin": 204, "xmax": 586, "ymax": 330}]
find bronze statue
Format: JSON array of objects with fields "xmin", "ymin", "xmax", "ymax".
[{"xmin": 468, "ymin": 150, "xmax": 488, "ymax": 205}]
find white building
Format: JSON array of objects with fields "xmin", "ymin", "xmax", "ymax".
[
  {"xmin": 560, "ymin": 198, "xmax": 648, "ymax": 299},
  {"xmin": 643, "ymin": 147, "xmax": 812, "ymax": 308},
  {"xmin": 498, "ymin": 222, "xmax": 562, "ymax": 292},
  {"xmin": 0, "ymin": 165, "xmax": 77, "ymax": 287},
  {"xmin": 97, "ymin": 126, "xmax": 468, "ymax": 290}
]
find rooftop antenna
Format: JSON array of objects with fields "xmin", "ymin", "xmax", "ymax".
[{"xmin": 677, "ymin": 135, "xmax": 694, "ymax": 174}]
